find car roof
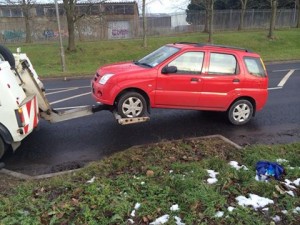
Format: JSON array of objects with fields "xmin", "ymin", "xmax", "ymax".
[{"xmin": 168, "ymin": 42, "xmax": 258, "ymax": 56}]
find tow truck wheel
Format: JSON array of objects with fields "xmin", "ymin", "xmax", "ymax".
[
  {"xmin": 0, "ymin": 44, "xmax": 15, "ymax": 68},
  {"xmin": 0, "ymin": 136, "xmax": 7, "ymax": 159},
  {"xmin": 228, "ymin": 99, "xmax": 253, "ymax": 125},
  {"xmin": 117, "ymin": 92, "xmax": 147, "ymax": 118}
]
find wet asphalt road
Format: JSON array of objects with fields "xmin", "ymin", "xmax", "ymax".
[{"xmin": 2, "ymin": 62, "xmax": 300, "ymax": 175}]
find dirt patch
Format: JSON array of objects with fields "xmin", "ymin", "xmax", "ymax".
[{"xmin": 0, "ymin": 171, "xmax": 24, "ymax": 194}]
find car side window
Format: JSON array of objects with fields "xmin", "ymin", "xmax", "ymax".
[
  {"xmin": 244, "ymin": 57, "xmax": 266, "ymax": 77},
  {"xmin": 168, "ymin": 52, "xmax": 204, "ymax": 74},
  {"xmin": 208, "ymin": 53, "xmax": 237, "ymax": 75}
]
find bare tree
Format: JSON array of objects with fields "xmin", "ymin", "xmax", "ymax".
[
  {"xmin": 297, "ymin": 0, "xmax": 300, "ymax": 28},
  {"xmin": 268, "ymin": 0, "xmax": 277, "ymax": 39},
  {"xmin": 142, "ymin": 0, "xmax": 147, "ymax": 47},
  {"xmin": 1, "ymin": 0, "xmax": 35, "ymax": 43},
  {"xmin": 207, "ymin": 0, "xmax": 214, "ymax": 43},
  {"xmin": 238, "ymin": 0, "xmax": 248, "ymax": 30},
  {"xmin": 62, "ymin": 0, "xmax": 106, "ymax": 52},
  {"xmin": 63, "ymin": 0, "xmax": 77, "ymax": 51}
]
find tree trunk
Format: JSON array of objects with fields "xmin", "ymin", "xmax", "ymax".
[
  {"xmin": 24, "ymin": 15, "xmax": 32, "ymax": 43},
  {"xmin": 297, "ymin": 0, "xmax": 300, "ymax": 28},
  {"xmin": 142, "ymin": 0, "xmax": 147, "ymax": 48},
  {"xmin": 268, "ymin": 0, "xmax": 277, "ymax": 39},
  {"xmin": 63, "ymin": 0, "xmax": 76, "ymax": 52},
  {"xmin": 22, "ymin": 1, "xmax": 32, "ymax": 43},
  {"xmin": 208, "ymin": 0, "xmax": 214, "ymax": 43},
  {"xmin": 238, "ymin": 0, "xmax": 247, "ymax": 31},
  {"xmin": 204, "ymin": 9, "xmax": 209, "ymax": 33}
]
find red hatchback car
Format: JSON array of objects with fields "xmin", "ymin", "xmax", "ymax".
[{"xmin": 92, "ymin": 43, "xmax": 268, "ymax": 125}]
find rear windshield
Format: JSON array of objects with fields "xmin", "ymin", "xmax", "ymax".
[{"xmin": 244, "ymin": 57, "xmax": 266, "ymax": 77}]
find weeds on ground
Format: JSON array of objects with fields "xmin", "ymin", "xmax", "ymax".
[{"xmin": 1, "ymin": 137, "xmax": 300, "ymax": 224}]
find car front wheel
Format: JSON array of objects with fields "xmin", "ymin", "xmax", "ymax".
[
  {"xmin": 228, "ymin": 99, "xmax": 253, "ymax": 125},
  {"xmin": 117, "ymin": 92, "xmax": 147, "ymax": 118}
]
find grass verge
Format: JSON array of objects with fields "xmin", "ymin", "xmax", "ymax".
[
  {"xmin": 1, "ymin": 137, "xmax": 299, "ymax": 224},
  {"xmin": 6, "ymin": 29, "xmax": 300, "ymax": 77}
]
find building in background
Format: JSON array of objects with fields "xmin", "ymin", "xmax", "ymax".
[{"xmin": 0, "ymin": 1, "xmax": 139, "ymax": 42}]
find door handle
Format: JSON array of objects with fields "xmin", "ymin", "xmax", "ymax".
[
  {"xmin": 232, "ymin": 78, "xmax": 240, "ymax": 83},
  {"xmin": 191, "ymin": 78, "xmax": 199, "ymax": 82}
]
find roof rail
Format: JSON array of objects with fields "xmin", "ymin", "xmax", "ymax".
[{"xmin": 174, "ymin": 42, "xmax": 252, "ymax": 52}]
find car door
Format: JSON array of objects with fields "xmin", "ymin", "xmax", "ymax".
[
  {"xmin": 199, "ymin": 52, "xmax": 241, "ymax": 110},
  {"xmin": 155, "ymin": 51, "xmax": 204, "ymax": 108}
]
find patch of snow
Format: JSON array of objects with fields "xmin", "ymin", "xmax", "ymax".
[
  {"xmin": 128, "ymin": 218, "xmax": 134, "ymax": 224},
  {"xmin": 207, "ymin": 170, "xmax": 219, "ymax": 184},
  {"xmin": 272, "ymin": 215, "xmax": 281, "ymax": 222},
  {"xmin": 286, "ymin": 190, "xmax": 295, "ymax": 197},
  {"xmin": 130, "ymin": 210, "xmax": 136, "ymax": 217},
  {"xmin": 293, "ymin": 207, "xmax": 300, "ymax": 214},
  {"xmin": 281, "ymin": 210, "xmax": 288, "ymax": 214},
  {"xmin": 276, "ymin": 159, "xmax": 289, "ymax": 163},
  {"xmin": 293, "ymin": 178, "xmax": 300, "ymax": 186},
  {"xmin": 207, "ymin": 170, "xmax": 219, "ymax": 178},
  {"xmin": 134, "ymin": 203, "xmax": 141, "ymax": 210},
  {"xmin": 170, "ymin": 204, "xmax": 179, "ymax": 211},
  {"xmin": 214, "ymin": 211, "xmax": 224, "ymax": 218},
  {"xmin": 228, "ymin": 206, "xmax": 235, "ymax": 212},
  {"xmin": 229, "ymin": 161, "xmax": 249, "ymax": 170},
  {"xmin": 262, "ymin": 208, "xmax": 269, "ymax": 211},
  {"xmin": 236, "ymin": 194, "xmax": 274, "ymax": 210},
  {"xmin": 207, "ymin": 178, "xmax": 218, "ymax": 184},
  {"xmin": 174, "ymin": 216, "xmax": 185, "ymax": 225},
  {"xmin": 130, "ymin": 203, "xmax": 141, "ymax": 217},
  {"xmin": 141, "ymin": 181, "xmax": 145, "ymax": 185},
  {"xmin": 169, "ymin": 170, "xmax": 174, "ymax": 173},
  {"xmin": 283, "ymin": 179, "xmax": 297, "ymax": 189},
  {"xmin": 150, "ymin": 214, "xmax": 169, "ymax": 225},
  {"xmin": 86, "ymin": 176, "xmax": 95, "ymax": 184}
]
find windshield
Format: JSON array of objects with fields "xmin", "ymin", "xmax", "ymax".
[{"xmin": 136, "ymin": 46, "xmax": 180, "ymax": 68}]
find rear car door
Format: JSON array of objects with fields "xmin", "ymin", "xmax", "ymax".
[
  {"xmin": 199, "ymin": 52, "xmax": 241, "ymax": 110},
  {"xmin": 155, "ymin": 51, "xmax": 204, "ymax": 107}
]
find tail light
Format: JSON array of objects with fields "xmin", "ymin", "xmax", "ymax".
[{"xmin": 15, "ymin": 108, "xmax": 25, "ymax": 127}]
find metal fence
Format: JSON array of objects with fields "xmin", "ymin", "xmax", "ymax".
[{"xmin": 0, "ymin": 9, "xmax": 298, "ymax": 43}]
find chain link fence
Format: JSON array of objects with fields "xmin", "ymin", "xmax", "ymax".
[{"xmin": 0, "ymin": 9, "xmax": 298, "ymax": 43}]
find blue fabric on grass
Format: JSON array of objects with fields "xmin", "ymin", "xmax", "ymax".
[{"xmin": 256, "ymin": 161, "xmax": 285, "ymax": 181}]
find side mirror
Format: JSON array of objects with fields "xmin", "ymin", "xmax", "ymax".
[{"xmin": 162, "ymin": 66, "xmax": 177, "ymax": 74}]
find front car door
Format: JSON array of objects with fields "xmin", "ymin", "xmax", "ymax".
[{"xmin": 155, "ymin": 51, "xmax": 205, "ymax": 108}]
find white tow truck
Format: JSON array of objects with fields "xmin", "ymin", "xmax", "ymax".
[{"xmin": 0, "ymin": 45, "xmax": 149, "ymax": 159}]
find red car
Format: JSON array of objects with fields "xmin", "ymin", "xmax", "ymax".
[{"xmin": 92, "ymin": 43, "xmax": 268, "ymax": 125}]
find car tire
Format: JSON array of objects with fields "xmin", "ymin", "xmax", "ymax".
[
  {"xmin": 117, "ymin": 92, "xmax": 147, "ymax": 118},
  {"xmin": 0, "ymin": 136, "xmax": 7, "ymax": 159},
  {"xmin": 0, "ymin": 44, "xmax": 15, "ymax": 68},
  {"xmin": 228, "ymin": 99, "xmax": 253, "ymax": 125}
]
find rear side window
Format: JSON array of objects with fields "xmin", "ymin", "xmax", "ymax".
[
  {"xmin": 208, "ymin": 53, "xmax": 237, "ymax": 75},
  {"xmin": 244, "ymin": 57, "xmax": 266, "ymax": 77}
]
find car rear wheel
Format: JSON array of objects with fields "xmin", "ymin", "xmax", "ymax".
[
  {"xmin": 0, "ymin": 136, "xmax": 7, "ymax": 159},
  {"xmin": 117, "ymin": 92, "xmax": 147, "ymax": 118},
  {"xmin": 228, "ymin": 99, "xmax": 253, "ymax": 125}
]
